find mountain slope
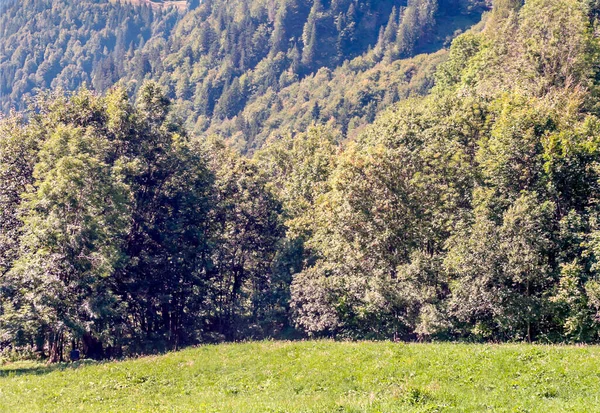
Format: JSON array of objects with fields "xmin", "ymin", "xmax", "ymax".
[
  {"xmin": 281, "ymin": 0, "xmax": 600, "ymax": 342},
  {"xmin": 0, "ymin": 0, "xmax": 182, "ymax": 111},
  {"xmin": 0, "ymin": 0, "xmax": 488, "ymax": 150}
]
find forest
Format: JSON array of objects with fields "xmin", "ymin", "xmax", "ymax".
[
  {"xmin": 0, "ymin": 0, "xmax": 485, "ymax": 151},
  {"xmin": 3, "ymin": 0, "xmax": 600, "ymax": 364}
]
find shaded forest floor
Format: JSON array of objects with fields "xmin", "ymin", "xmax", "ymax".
[{"xmin": 1, "ymin": 341, "xmax": 599, "ymax": 412}]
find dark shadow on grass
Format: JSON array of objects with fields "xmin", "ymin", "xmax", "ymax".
[{"xmin": 0, "ymin": 360, "xmax": 99, "ymax": 377}]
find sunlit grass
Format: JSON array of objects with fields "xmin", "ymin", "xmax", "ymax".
[{"xmin": 1, "ymin": 340, "xmax": 599, "ymax": 412}]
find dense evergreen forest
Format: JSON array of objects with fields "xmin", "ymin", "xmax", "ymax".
[
  {"xmin": 0, "ymin": 0, "xmax": 485, "ymax": 151},
  {"xmin": 4, "ymin": 0, "xmax": 600, "ymax": 362}
]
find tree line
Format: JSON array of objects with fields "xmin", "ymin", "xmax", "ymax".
[
  {"xmin": 5, "ymin": 0, "xmax": 600, "ymax": 362},
  {"xmin": 0, "ymin": 84, "xmax": 290, "ymax": 361},
  {"xmin": 278, "ymin": 0, "xmax": 600, "ymax": 342}
]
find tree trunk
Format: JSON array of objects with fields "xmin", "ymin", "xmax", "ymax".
[
  {"xmin": 48, "ymin": 329, "xmax": 63, "ymax": 363},
  {"xmin": 82, "ymin": 333, "xmax": 104, "ymax": 360}
]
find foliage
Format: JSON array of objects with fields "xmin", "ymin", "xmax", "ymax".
[
  {"xmin": 0, "ymin": 0, "xmax": 487, "ymax": 152},
  {"xmin": 0, "ymin": 84, "xmax": 286, "ymax": 360},
  {"xmin": 286, "ymin": 0, "xmax": 600, "ymax": 343},
  {"xmin": 0, "ymin": 0, "xmax": 182, "ymax": 112},
  {"xmin": 6, "ymin": 0, "xmax": 600, "ymax": 360}
]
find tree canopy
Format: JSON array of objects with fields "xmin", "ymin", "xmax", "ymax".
[{"xmin": 6, "ymin": 0, "xmax": 600, "ymax": 362}]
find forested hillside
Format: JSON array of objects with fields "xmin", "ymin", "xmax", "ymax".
[
  {"xmin": 0, "ymin": 0, "xmax": 182, "ymax": 111},
  {"xmin": 283, "ymin": 0, "xmax": 600, "ymax": 342},
  {"xmin": 5, "ymin": 0, "xmax": 600, "ymax": 363},
  {"xmin": 0, "ymin": 0, "xmax": 486, "ymax": 151}
]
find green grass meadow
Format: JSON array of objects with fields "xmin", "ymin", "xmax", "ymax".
[{"xmin": 1, "ymin": 341, "xmax": 600, "ymax": 412}]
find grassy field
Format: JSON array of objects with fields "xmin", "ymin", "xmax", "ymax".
[{"xmin": 1, "ymin": 341, "xmax": 600, "ymax": 412}]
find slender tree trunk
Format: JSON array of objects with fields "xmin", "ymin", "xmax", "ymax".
[
  {"xmin": 48, "ymin": 328, "xmax": 62, "ymax": 363},
  {"xmin": 526, "ymin": 280, "xmax": 532, "ymax": 343}
]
